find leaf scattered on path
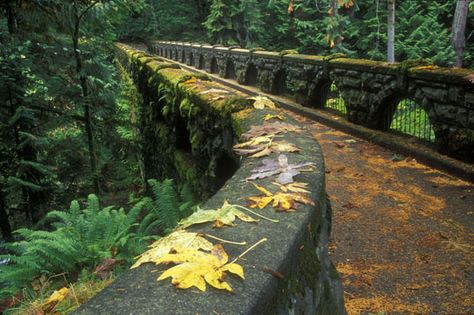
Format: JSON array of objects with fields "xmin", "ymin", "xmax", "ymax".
[{"xmin": 246, "ymin": 154, "xmax": 315, "ymax": 184}]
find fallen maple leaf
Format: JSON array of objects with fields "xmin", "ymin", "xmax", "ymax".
[
  {"xmin": 42, "ymin": 287, "xmax": 69, "ymax": 312},
  {"xmin": 249, "ymin": 96, "xmax": 277, "ymax": 109},
  {"xmin": 156, "ymin": 244, "xmax": 244, "ymax": 292},
  {"xmin": 233, "ymin": 135, "xmax": 300, "ymax": 158},
  {"xmin": 241, "ymin": 122, "xmax": 303, "ymax": 141},
  {"xmin": 131, "ymin": 230, "xmax": 213, "ymax": 269},
  {"xmin": 264, "ymin": 113, "xmax": 286, "ymax": 121},
  {"xmin": 246, "ymin": 154, "xmax": 315, "ymax": 184},
  {"xmin": 273, "ymin": 182, "xmax": 310, "ymax": 193},
  {"xmin": 247, "ymin": 183, "xmax": 314, "ymax": 211},
  {"xmin": 199, "ymin": 88, "xmax": 230, "ymax": 95},
  {"xmin": 178, "ymin": 201, "xmax": 259, "ymax": 229}
]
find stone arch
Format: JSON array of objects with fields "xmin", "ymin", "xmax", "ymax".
[
  {"xmin": 210, "ymin": 57, "xmax": 218, "ymax": 74},
  {"xmin": 225, "ymin": 59, "xmax": 236, "ymax": 79},
  {"xmin": 198, "ymin": 55, "xmax": 205, "ymax": 69},
  {"xmin": 271, "ymin": 69, "xmax": 287, "ymax": 95},
  {"xmin": 307, "ymin": 79, "xmax": 333, "ymax": 109},
  {"xmin": 214, "ymin": 153, "xmax": 240, "ymax": 190},
  {"xmin": 389, "ymin": 98, "xmax": 435, "ymax": 142},
  {"xmin": 244, "ymin": 63, "xmax": 258, "ymax": 86},
  {"xmin": 324, "ymin": 81, "xmax": 347, "ymax": 114}
]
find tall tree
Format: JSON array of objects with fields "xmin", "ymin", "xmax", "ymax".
[
  {"xmin": 451, "ymin": 0, "xmax": 469, "ymax": 67},
  {"xmin": 387, "ymin": 0, "xmax": 395, "ymax": 62}
]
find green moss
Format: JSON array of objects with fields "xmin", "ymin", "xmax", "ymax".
[
  {"xmin": 147, "ymin": 61, "xmax": 180, "ymax": 72},
  {"xmin": 323, "ymin": 53, "xmax": 347, "ymax": 61},
  {"xmin": 179, "ymin": 98, "xmax": 201, "ymax": 118},
  {"xmin": 174, "ymin": 150, "xmax": 200, "ymax": 196},
  {"xmin": 280, "ymin": 49, "xmax": 299, "ymax": 56},
  {"xmin": 177, "ymin": 72, "xmax": 211, "ymax": 84}
]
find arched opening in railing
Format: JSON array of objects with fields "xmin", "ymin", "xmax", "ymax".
[
  {"xmin": 244, "ymin": 63, "xmax": 258, "ymax": 86},
  {"xmin": 198, "ymin": 55, "xmax": 205, "ymax": 69},
  {"xmin": 210, "ymin": 57, "xmax": 218, "ymax": 74},
  {"xmin": 225, "ymin": 59, "xmax": 236, "ymax": 79},
  {"xmin": 214, "ymin": 153, "xmax": 240, "ymax": 190},
  {"xmin": 181, "ymin": 50, "xmax": 186, "ymax": 63},
  {"xmin": 189, "ymin": 53, "xmax": 194, "ymax": 66},
  {"xmin": 174, "ymin": 49, "xmax": 179, "ymax": 61},
  {"xmin": 324, "ymin": 82, "xmax": 347, "ymax": 115},
  {"xmin": 388, "ymin": 99, "xmax": 435, "ymax": 143},
  {"xmin": 271, "ymin": 69, "xmax": 287, "ymax": 95}
]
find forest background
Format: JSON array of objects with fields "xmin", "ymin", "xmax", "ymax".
[
  {"xmin": 1, "ymin": 0, "xmax": 473, "ymax": 261},
  {"xmin": 0, "ymin": 0, "xmax": 472, "ymax": 312}
]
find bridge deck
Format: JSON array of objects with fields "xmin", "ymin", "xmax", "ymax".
[{"xmin": 290, "ymin": 111, "xmax": 473, "ymax": 314}]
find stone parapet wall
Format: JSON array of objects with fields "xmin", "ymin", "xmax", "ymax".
[
  {"xmin": 75, "ymin": 44, "xmax": 346, "ymax": 314},
  {"xmin": 150, "ymin": 41, "xmax": 474, "ymax": 162}
]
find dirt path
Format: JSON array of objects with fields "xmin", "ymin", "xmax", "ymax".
[{"xmin": 286, "ymin": 111, "xmax": 473, "ymax": 315}]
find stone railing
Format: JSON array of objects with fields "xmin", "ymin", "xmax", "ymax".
[
  {"xmin": 75, "ymin": 44, "xmax": 346, "ymax": 314},
  {"xmin": 149, "ymin": 41, "xmax": 474, "ymax": 163}
]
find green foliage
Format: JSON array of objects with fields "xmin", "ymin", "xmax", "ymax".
[
  {"xmin": 0, "ymin": 179, "xmax": 194, "ymax": 300},
  {"xmin": 204, "ymin": 0, "xmax": 264, "ymax": 47},
  {"xmin": 395, "ymin": 1, "xmax": 455, "ymax": 66}
]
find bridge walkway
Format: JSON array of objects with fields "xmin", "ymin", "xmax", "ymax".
[{"xmin": 286, "ymin": 111, "xmax": 473, "ymax": 315}]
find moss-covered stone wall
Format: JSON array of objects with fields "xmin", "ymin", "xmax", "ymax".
[
  {"xmin": 150, "ymin": 41, "xmax": 474, "ymax": 163},
  {"xmin": 115, "ymin": 43, "xmax": 250, "ymax": 200}
]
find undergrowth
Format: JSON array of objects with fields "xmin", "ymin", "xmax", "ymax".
[{"xmin": 0, "ymin": 179, "xmax": 194, "ymax": 313}]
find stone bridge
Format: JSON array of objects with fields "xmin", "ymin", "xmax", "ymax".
[
  {"xmin": 150, "ymin": 41, "xmax": 474, "ymax": 163},
  {"xmin": 76, "ymin": 44, "xmax": 346, "ymax": 314}
]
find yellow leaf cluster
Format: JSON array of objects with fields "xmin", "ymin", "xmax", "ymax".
[
  {"xmin": 233, "ymin": 135, "xmax": 300, "ymax": 158},
  {"xmin": 247, "ymin": 183, "xmax": 314, "ymax": 212},
  {"xmin": 157, "ymin": 244, "xmax": 244, "ymax": 292},
  {"xmin": 131, "ymin": 231, "xmax": 213, "ymax": 269}
]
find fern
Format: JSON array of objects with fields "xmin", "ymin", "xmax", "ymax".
[{"xmin": 0, "ymin": 179, "xmax": 195, "ymax": 300}]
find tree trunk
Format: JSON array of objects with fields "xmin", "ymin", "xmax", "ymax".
[
  {"xmin": 0, "ymin": 185, "xmax": 13, "ymax": 241},
  {"xmin": 5, "ymin": 0, "xmax": 17, "ymax": 34},
  {"xmin": 330, "ymin": 0, "xmax": 338, "ymax": 16},
  {"xmin": 387, "ymin": 0, "xmax": 395, "ymax": 63},
  {"xmin": 452, "ymin": 0, "xmax": 469, "ymax": 67},
  {"xmin": 72, "ymin": 8, "xmax": 100, "ymax": 194}
]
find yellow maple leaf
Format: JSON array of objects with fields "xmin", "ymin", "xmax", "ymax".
[
  {"xmin": 131, "ymin": 230, "xmax": 213, "ymax": 269},
  {"xmin": 249, "ymin": 96, "xmax": 277, "ymax": 109},
  {"xmin": 273, "ymin": 182, "xmax": 310, "ymax": 194},
  {"xmin": 263, "ymin": 113, "xmax": 286, "ymax": 121},
  {"xmin": 233, "ymin": 135, "xmax": 300, "ymax": 158},
  {"xmin": 247, "ymin": 183, "xmax": 314, "ymax": 212},
  {"xmin": 156, "ymin": 244, "xmax": 244, "ymax": 292},
  {"xmin": 43, "ymin": 287, "xmax": 69, "ymax": 308}
]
